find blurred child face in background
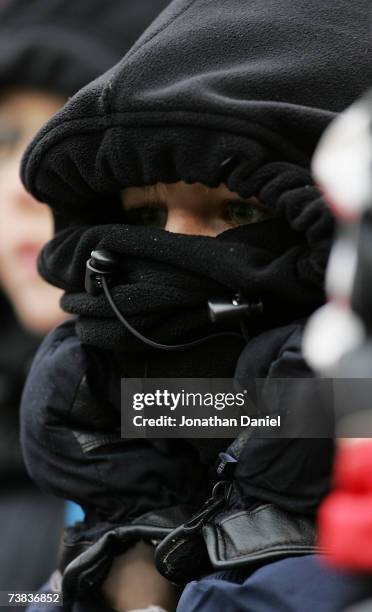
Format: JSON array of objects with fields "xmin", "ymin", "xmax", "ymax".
[{"xmin": 0, "ymin": 89, "xmax": 66, "ymax": 335}]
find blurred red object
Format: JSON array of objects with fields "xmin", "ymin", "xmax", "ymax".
[{"xmin": 319, "ymin": 442, "xmax": 372, "ymax": 570}]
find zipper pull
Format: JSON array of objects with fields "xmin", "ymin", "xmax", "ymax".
[
  {"xmin": 217, "ymin": 452, "xmax": 238, "ymax": 479},
  {"xmin": 183, "ymin": 481, "xmax": 232, "ymax": 535}
]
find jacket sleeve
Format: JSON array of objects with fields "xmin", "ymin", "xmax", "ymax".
[
  {"xmin": 155, "ymin": 322, "xmax": 335, "ymax": 585},
  {"xmin": 20, "ymin": 319, "xmax": 207, "ymax": 595},
  {"xmin": 232, "ymin": 322, "xmax": 334, "ymax": 516}
]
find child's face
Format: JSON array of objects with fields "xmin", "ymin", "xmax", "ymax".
[
  {"xmin": 0, "ymin": 89, "xmax": 67, "ymax": 334},
  {"xmin": 122, "ymin": 181, "xmax": 271, "ymax": 237}
]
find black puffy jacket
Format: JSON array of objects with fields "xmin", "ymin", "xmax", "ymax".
[{"xmin": 22, "ymin": 314, "xmax": 334, "ymax": 595}]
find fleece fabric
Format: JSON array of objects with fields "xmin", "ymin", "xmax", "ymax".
[
  {"xmin": 21, "ymin": 0, "xmax": 371, "ymax": 215},
  {"xmin": 0, "ymin": 0, "xmax": 170, "ymax": 98},
  {"xmin": 37, "ymin": 163, "xmax": 331, "ymax": 350}
]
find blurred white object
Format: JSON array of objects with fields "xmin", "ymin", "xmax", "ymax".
[
  {"xmin": 312, "ymin": 92, "xmax": 372, "ymax": 219},
  {"xmin": 303, "ymin": 302, "xmax": 365, "ymax": 374},
  {"xmin": 305, "ymin": 90, "xmax": 372, "ymax": 374},
  {"xmin": 325, "ymin": 232, "xmax": 358, "ymax": 300}
]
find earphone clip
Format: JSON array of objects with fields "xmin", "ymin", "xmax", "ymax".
[
  {"xmin": 85, "ymin": 249, "xmax": 119, "ymax": 296},
  {"xmin": 208, "ymin": 293, "xmax": 263, "ymax": 323}
]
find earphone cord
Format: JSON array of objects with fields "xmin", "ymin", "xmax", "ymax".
[{"xmin": 102, "ymin": 277, "xmax": 245, "ymax": 352}]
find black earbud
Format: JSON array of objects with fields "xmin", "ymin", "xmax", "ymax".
[
  {"xmin": 85, "ymin": 249, "xmax": 119, "ymax": 296},
  {"xmin": 84, "ymin": 248, "xmax": 262, "ymax": 351},
  {"xmin": 208, "ymin": 294, "xmax": 263, "ymax": 323}
]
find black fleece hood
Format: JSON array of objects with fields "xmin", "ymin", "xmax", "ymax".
[
  {"xmin": 19, "ymin": 0, "xmax": 371, "ymax": 350},
  {"xmin": 21, "ymin": 0, "xmax": 371, "ymax": 216},
  {"xmin": 0, "ymin": 0, "xmax": 170, "ymax": 98}
]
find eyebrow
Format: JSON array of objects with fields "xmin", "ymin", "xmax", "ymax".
[{"xmin": 122, "ymin": 192, "xmax": 266, "ymax": 212}]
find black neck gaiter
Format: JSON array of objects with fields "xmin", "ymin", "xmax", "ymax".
[{"xmin": 40, "ymin": 219, "xmax": 309, "ymax": 351}]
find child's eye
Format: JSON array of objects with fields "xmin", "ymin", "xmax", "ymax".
[
  {"xmin": 226, "ymin": 201, "xmax": 272, "ymax": 226},
  {"xmin": 124, "ymin": 205, "xmax": 167, "ymax": 228}
]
